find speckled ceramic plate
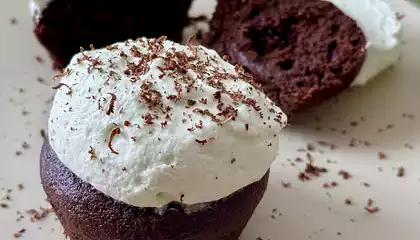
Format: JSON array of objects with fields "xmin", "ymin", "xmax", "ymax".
[{"xmin": 1, "ymin": 0, "xmax": 420, "ymax": 239}]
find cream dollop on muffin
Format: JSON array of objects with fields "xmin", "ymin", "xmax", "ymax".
[{"xmin": 49, "ymin": 37, "xmax": 287, "ymax": 208}]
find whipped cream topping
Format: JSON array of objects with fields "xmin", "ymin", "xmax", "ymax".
[
  {"xmin": 327, "ymin": 0, "xmax": 402, "ymax": 86},
  {"xmin": 48, "ymin": 37, "xmax": 287, "ymax": 208}
]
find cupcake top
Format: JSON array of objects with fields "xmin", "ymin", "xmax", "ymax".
[
  {"xmin": 48, "ymin": 37, "xmax": 287, "ymax": 208},
  {"xmin": 328, "ymin": 0, "xmax": 402, "ymax": 86}
]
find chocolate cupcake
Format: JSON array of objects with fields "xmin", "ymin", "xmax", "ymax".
[
  {"xmin": 30, "ymin": 0, "xmax": 192, "ymax": 69},
  {"xmin": 206, "ymin": 0, "xmax": 402, "ymax": 116},
  {"xmin": 42, "ymin": 37, "xmax": 287, "ymax": 239}
]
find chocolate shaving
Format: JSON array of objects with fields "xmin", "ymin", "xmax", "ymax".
[
  {"xmin": 13, "ymin": 228, "xmax": 25, "ymax": 238},
  {"xmin": 378, "ymin": 152, "xmax": 387, "ymax": 160},
  {"xmin": 106, "ymin": 45, "xmax": 119, "ymax": 51},
  {"xmin": 52, "ymin": 83, "xmax": 72, "ymax": 96},
  {"xmin": 53, "ymin": 68, "xmax": 71, "ymax": 81},
  {"xmin": 106, "ymin": 93, "xmax": 117, "ymax": 115},
  {"xmin": 365, "ymin": 206, "xmax": 380, "ymax": 214},
  {"xmin": 195, "ymin": 139, "xmax": 208, "ymax": 145},
  {"xmin": 187, "ymin": 99, "xmax": 197, "ymax": 106},
  {"xmin": 193, "ymin": 108, "xmax": 223, "ymax": 124},
  {"xmin": 88, "ymin": 146, "xmax": 96, "ymax": 160},
  {"xmin": 186, "ymin": 35, "xmax": 197, "ymax": 59},
  {"xmin": 143, "ymin": 113, "xmax": 154, "ymax": 124},
  {"xmin": 139, "ymin": 82, "xmax": 163, "ymax": 109},
  {"xmin": 108, "ymin": 128, "xmax": 121, "ymax": 154},
  {"xmin": 397, "ymin": 167, "xmax": 405, "ymax": 177},
  {"xmin": 29, "ymin": 207, "xmax": 52, "ymax": 222},
  {"xmin": 40, "ymin": 129, "xmax": 47, "ymax": 140},
  {"xmin": 195, "ymin": 120, "xmax": 203, "ymax": 129},
  {"xmin": 338, "ymin": 170, "xmax": 352, "ymax": 180},
  {"xmin": 98, "ymin": 97, "xmax": 106, "ymax": 110}
]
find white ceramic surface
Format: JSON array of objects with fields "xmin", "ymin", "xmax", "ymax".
[{"xmin": 1, "ymin": 0, "xmax": 420, "ymax": 239}]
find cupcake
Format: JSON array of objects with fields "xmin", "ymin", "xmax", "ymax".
[
  {"xmin": 30, "ymin": 0, "xmax": 192, "ymax": 69},
  {"xmin": 42, "ymin": 37, "xmax": 287, "ymax": 239},
  {"xmin": 206, "ymin": 0, "xmax": 402, "ymax": 116}
]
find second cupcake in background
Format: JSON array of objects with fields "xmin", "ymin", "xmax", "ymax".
[
  {"xmin": 30, "ymin": 0, "xmax": 193, "ymax": 69},
  {"xmin": 206, "ymin": 0, "xmax": 402, "ymax": 116},
  {"xmin": 42, "ymin": 37, "xmax": 287, "ymax": 239}
]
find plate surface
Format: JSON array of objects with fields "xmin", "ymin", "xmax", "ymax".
[{"xmin": 1, "ymin": 0, "xmax": 420, "ymax": 239}]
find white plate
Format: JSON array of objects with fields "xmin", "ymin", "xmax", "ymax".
[{"xmin": 1, "ymin": 0, "xmax": 420, "ymax": 239}]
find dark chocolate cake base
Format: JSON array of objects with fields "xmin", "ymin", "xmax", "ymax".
[
  {"xmin": 40, "ymin": 141, "xmax": 269, "ymax": 240},
  {"xmin": 34, "ymin": 0, "xmax": 192, "ymax": 69},
  {"xmin": 206, "ymin": 0, "xmax": 367, "ymax": 116}
]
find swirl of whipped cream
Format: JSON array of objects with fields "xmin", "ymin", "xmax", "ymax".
[{"xmin": 48, "ymin": 37, "xmax": 287, "ymax": 208}]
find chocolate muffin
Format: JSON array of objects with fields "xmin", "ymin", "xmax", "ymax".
[
  {"xmin": 30, "ymin": 0, "xmax": 192, "ymax": 69},
  {"xmin": 41, "ymin": 141, "xmax": 270, "ymax": 240},
  {"xmin": 42, "ymin": 37, "xmax": 287, "ymax": 239},
  {"xmin": 207, "ymin": 0, "xmax": 368, "ymax": 116}
]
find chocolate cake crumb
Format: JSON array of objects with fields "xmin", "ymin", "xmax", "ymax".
[
  {"xmin": 17, "ymin": 184, "xmax": 24, "ymax": 191},
  {"xmin": 231, "ymin": 158, "xmax": 236, "ymax": 164},
  {"xmin": 15, "ymin": 151, "xmax": 23, "ymax": 156},
  {"xmin": 397, "ymin": 167, "xmax": 405, "ymax": 177},
  {"xmin": 0, "ymin": 203, "xmax": 9, "ymax": 208},
  {"xmin": 378, "ymin": 152, "xmax": 387, "ymax": 160},
  {"xmin": 281, "ymin": 182, "xmax": 291, "ymax": 188}
]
